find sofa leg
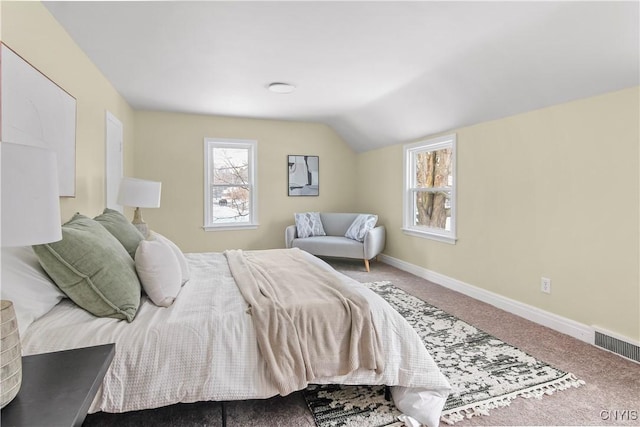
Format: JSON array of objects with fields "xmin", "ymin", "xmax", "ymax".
[{"xmin": 364, "ymin": 259, "xmax": 370, "ymax": 272}]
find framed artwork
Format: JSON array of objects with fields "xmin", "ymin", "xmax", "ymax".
[
  {"xmin": 288, "ymin": 155, "xmax": 319, "ymax": 196},
  {"xmin": 1, "ymin": 43, "xmax": 77, "ymax": 197}
]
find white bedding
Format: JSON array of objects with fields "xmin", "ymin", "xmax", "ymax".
[{"xmin": 21, "ymin": 251, "xmax": 450, "ymax": 424}]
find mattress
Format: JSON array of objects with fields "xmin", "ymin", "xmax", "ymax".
[{"xmin": 20, "ymin": 251, "xmax": 450, "ymax": 423}]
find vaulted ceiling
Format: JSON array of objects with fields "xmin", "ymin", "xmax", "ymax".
[{"xmin": 45, "ymin": 1, "xmax": 639, "ymax": 152}]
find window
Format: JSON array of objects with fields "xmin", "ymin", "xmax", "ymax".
[
  {"xmin": 403, "ymin": 134, "xmax": 457, "ymax": 244},
  {"xmin": 204, "ymin": 138, "xmax": 257, "ymax": 230}
]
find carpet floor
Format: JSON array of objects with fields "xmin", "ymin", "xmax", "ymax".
[{"xmin": 84, "ymin": 258, "xmax": 640, "ymax": 426}]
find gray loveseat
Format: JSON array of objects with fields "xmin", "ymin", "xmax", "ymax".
[{"xmin": 285, "ymin": 212, "xmax": 386, "ymax": 272}]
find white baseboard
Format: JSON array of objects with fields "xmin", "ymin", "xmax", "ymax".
[{"xmin": 378, "ymin": 254, "xmax": 594, "ymax": 344}]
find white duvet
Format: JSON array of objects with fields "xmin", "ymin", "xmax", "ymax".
[{"xmin": 21, "ymin": 251, "xmax": 450, "ymax": 425}]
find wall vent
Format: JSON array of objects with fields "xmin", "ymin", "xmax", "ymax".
[{"xmin": 594, "ymin": 328, "xmax": 640, "ymax": 364}]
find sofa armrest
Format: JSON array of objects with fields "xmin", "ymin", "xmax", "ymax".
[
  {"xmin": 285, "ymin": 225, "xmax": 298, "ymax": 248},
  {"xmin": 363, "ymin": 225, "xmax": 386, "ymax": 260}
]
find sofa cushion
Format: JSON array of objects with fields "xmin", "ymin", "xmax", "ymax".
[
  {"xmin": 345, "ymin": 214, "xmax": 378, "ymax": 242},
  {"xmin": 294, "ymin": 212, "xmax": 326, "ymax": 238},
  {"xmin": 319, "ymin": 213, "xmax": 360, "ymax": 236},
  {"xmin": 292, "ymin": 235, "xmax": 364, "ymax": 259}
]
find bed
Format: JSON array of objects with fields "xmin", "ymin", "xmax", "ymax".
[{"xmin": 1, "ymin": 214, "xmax": 451, "ymax": 427}]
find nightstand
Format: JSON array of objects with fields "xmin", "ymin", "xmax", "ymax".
[{"xmin": 1, "ymin": 343, "xmax": 115, "ymax": 427}]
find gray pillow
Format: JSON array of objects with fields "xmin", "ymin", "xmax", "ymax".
[
  {"xmin": 295, "ymin": 212, "xmax": 326, "ymax": 238},
  {"xmin": 32, "ymin": 213, "xmax": 141, "ymax": 322},
  {"xmin": 94, "ymin": 208, "xmax": 144, "ymax": 258},
  {"xmin": 345, "ymin": 214, "xmax": 378, "ymax": 242}
]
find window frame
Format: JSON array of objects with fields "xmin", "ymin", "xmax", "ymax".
[
  {"xmin": 203, "ymin": 138, "xmax": 258, "ymax": 231},
  {"xmin": 402, "ymin": 133, "xmax": 457, "ymax": 244}
]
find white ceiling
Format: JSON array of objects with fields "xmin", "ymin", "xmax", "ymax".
[{"xmin": 45, "ymin": 1, "xmax": 639, "ymax": 152}]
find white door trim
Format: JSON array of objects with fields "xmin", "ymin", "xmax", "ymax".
[{"xmin": 105, "ymin": 111, "xmax": 124, "ymax": 212}]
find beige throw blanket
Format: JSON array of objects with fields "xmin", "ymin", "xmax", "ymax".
[{"xmin": 225, "ymin": 248, "xmax": 383, "ymax": 395}]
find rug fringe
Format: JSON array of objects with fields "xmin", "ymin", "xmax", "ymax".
[{"xmin": 440, "ymin": 372, "xmax": 585, "ymax": 425}]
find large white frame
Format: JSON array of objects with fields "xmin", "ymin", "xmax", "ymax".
[{"xmin": 1, "ymin": 43, "xmax": 77, "ymax": 197}]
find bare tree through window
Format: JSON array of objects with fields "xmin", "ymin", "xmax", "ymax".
[
  {"xmin": 204, "ymin": 139, "xmax": 257, "ymax": 229},
  {"xmin": 415, "ymin": 148, "xmax": 452, "ymax": 230},
  {"xmin": 403, "ymin": 134, "xmax": 456, "ymax": 243},
  {"xmin": 211, "ymin": 148, "xmax": 250, "ymax": 223}
]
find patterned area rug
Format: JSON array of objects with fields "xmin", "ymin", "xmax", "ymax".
[{"xmin": 304, "ymin": 281, "xmax": 584, "ymax": 426}]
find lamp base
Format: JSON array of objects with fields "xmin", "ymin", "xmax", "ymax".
[
  {"xmin": 1, "ymin": 300, "xmax": 22, "ymax": 408},
  {"xmin": 131, "ymin": 207, "xmax": 150, "ymax": 238}
]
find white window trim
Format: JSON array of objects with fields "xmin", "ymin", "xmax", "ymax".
[
  {"xmin": 203, "ymin": 138, "xmax": 258, "ymax": 231},
  {"xmin": 402, "ymin": 134, "xmax": 457, "ymax": 244}
]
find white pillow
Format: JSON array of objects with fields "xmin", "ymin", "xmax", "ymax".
[
  {"xmin": 345, "ymin": 214, "xmax": 378, "ymax": 242},
  {"xmin": 135, "ymin": 237, "xmax": 182, "ymax": 307},
  {"xmin": 150, "ymin": 231, "xmax": 190, "ymax": 285},
  {"xmin": 1, "ymin": 246, "xmax": 66, "ymax": 336},
  {"xmin": 294, "ymin": 212, "xmax": 326, "ymax": 238}
]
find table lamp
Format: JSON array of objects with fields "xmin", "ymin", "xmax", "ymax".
[
  {"xmin": 1, "ymin": 142, "xmax": 62, "ymax": 408},
  {"xmin": 117, "ymin": 177, "xmax": 161, "ymax": 238}
]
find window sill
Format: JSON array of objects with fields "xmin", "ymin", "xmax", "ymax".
[
  {"xmin": 203, "ymin": 224, "xmax": 259, "ymax": 232},
  {"xmin": 402, "ymin": 228, "xmax": 457, "ymax": 244}
]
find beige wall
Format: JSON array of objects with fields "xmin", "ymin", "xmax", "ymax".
[
  {"xmin": 1, "ymin": 1, "xmax": 136, "ymax": 221},
  {"xmin": 356, "ymin": 87, "xmax": 640, "ymax": 342},
  {"xmin": 134, "ymin": 111, "xmax": 357, "ymax": 252}
]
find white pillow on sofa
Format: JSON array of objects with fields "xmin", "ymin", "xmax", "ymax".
[
  {"xmin": 150, "ymin": 231, "xmax": 190, "ymax": 285},
  {"xmin": 345, "ymin": 214, "xmax": 378, "ymax": 242},
  {"xmin": 1, "ymin": 246, "xmax": 66, "ymax": 336},
  {"xmin": 135, "ymin": 237, "xmax": 182, "ymax": 307},
  {"xmin": 295, "ymin": 212, "xmax": 326, "ymax": 238}
]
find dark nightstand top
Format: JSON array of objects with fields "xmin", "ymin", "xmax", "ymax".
[{"xmin": 1, "ymin": 343, "xmax": 115, "ymax": 427}]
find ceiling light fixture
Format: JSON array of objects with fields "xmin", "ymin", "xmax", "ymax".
[{"xmin": 268, "ymin": 82, "xmax": 296, "ymax": 94}]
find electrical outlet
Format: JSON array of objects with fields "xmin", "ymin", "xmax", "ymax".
[{"xmin": 541, "ymin": 277, "xmax": 551, "ymax": 294}]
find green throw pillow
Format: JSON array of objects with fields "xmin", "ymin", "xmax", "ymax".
[
  {"xmin": 94, "ymin": 208, "xmax": 144, "ymax": 259},
  {"xmin": 33, "ymin": 213, "xmax": 141, "ymax": 322}
]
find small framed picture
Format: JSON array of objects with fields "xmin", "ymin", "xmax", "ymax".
[{"xmin": 288, "ymin": 155, "xmax": 319, "ymax": 196}]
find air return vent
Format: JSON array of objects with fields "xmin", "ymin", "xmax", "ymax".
[{"xmin": 593, "ymin": 327, "xmax": 640, "ymax": 363}]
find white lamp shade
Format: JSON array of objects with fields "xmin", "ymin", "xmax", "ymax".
[
  {"xmin": 117, "ymin": 177, "xmax": 162, "ymax": 208},
  {"xmin": 1, "ymin": 142, "xmax": 62, "ymax": 247}
]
